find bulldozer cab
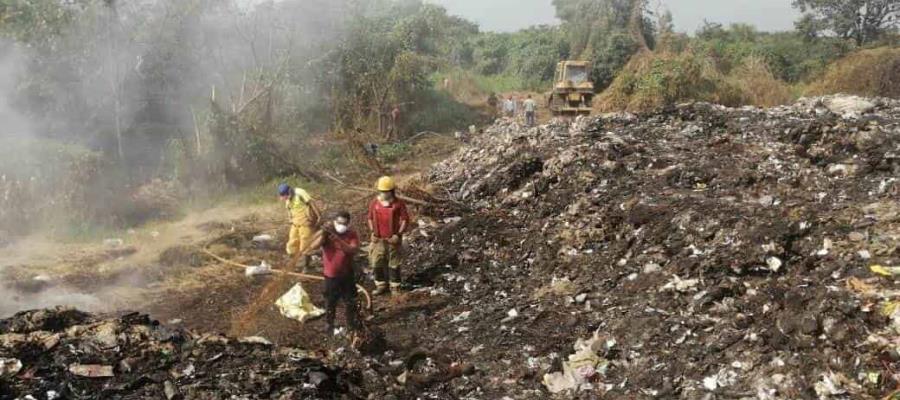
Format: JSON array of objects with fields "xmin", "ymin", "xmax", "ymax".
[
  {"xmin": 556, "ymin": 62, "xmax": 589, "ymax": 85},
  {"xmin": 549, "ymin": 61, "xmax": 594, "ymax": 116}
]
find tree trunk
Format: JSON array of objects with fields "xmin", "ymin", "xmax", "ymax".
[
  {"xmin": 106, "ymin": 5, "xmax": 125, "ymax": 162},
  {"xmin": 629, "ymin": 0, "xmax": 650, "ymax": 53}
]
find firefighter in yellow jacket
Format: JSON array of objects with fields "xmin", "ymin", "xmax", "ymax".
[{"xmin": 278, "ymin": 183, "xmax": 321, "ymax": 272}]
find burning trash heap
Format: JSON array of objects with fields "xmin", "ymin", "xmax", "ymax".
[
  {"xmin": 397, "ymin": 95, "xmax": 900, "ymax": 398},
  {"xmin": 0, "ymin": 307, "xmax": 363, "ymax": 399},
  {"xmin": 3, "ymin": 95, "xmax": 900, "ymax": 399}
]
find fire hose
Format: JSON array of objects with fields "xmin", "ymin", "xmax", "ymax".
[{"xmin": 199, "ymin": 247, "xmax": 373, "ymax": 311}]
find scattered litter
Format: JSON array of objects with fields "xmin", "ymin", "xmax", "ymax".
[
  {"xmin": 813, "ymin": 372, "xmax": 856, "ymax": 398},
  {"xmin": 870, "ymin": 265, "xmax": 900, "ymax": 277},
  {"xmin": 660, "ymin": 275, "xmax": 699, "ymax": 293},
  {"xmin": 452, "ymin": 311, "xmax": 471, "ymax": 323},
  {"xmin": 252, "ymin": 234, "xmax": 274, "ymax": 242},
  {"xmin": 501, "ymin": 308, "xmax": 519, "ymax": 323},
  {"xmin": 275, "ymin": 284, "xmax": 325, "ymax": 322},
  {"xmin": 642, "ymin": 263, "xmax": 661, "ymax": 274},
  {"xmin": 245, "ymin": 260, "xmax": 273, "ymax": 276},
  {"xmin": 0, "ymin": 358, "xmax": 22, "ymax": 377},
  {"xmin": 238, "ymin": 336, "xmax": 273, "ymax": 346},
  {"xmin": 702, "ymin": 368, "xmax": 738, "ymax": 391},
  {"xmin": 766, "ymin": 257, "xmax": 782, "ymax": 272},
  {"xmin": 846, "ymin": 277, "xmax": 877, "ymax": 297},
  {"xmin": 816, "ymin": 239, "xmax": 833, "ymax": 256},
  {"xmin": 68, "ymin": 364, "xmax": 114, "ymax": 378},
  {"xmin": 542, "ymin": 332, "xmax": 610, "ymax": 393}
]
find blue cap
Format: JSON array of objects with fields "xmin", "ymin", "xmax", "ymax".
[{"xmin": 277, "ymin": 183, "xmax": 291, "ymax": 196}]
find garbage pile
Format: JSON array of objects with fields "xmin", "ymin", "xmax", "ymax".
[
  {"xmin": 398, "ymin": 96, "xmax": 900, "ymax": 398},
  {"xmin": 0, "ymin": 307, "xmax": 363, "ymax": 399}
]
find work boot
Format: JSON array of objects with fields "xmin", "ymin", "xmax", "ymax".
[{"xmin": 390, "ymin": 284, "xmax": 402, "ymax": 296}]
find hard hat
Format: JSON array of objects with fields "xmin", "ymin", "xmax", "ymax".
[
  {"xmin": 376, "ymin": 176, "xmax": 396, "ymax": 192},
  {"xmin": 277, "ymin": 183, "xmax": 292, "ymax": 196}
]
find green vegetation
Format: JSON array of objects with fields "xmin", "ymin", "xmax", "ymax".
[
  {"xmin": 793, "ymin": 0, "xmax": 899, "ymax": 46},
  {"xmin": 0, "ymin": 0, "xmax": 898, "ymax": 239}
]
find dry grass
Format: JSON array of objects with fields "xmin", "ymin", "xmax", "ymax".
[
  {"xmin": 727, "ymin": 56, "xmax": 794, "ymax": 108},
  {"xmin": 806, "ymin": 47, "xmax": 900, "ymax": 98},
  {"xmin": 595, "ymin": 51, "xmax": 733, "ymax": 113},
  {"xmin": 595, "ymin": 50, "xmax": 797, "ymax": 113}
]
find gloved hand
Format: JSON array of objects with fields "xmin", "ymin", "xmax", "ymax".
[{"xmin": 388, "ymin": 234, "xmax": 401, "ymax": 245}]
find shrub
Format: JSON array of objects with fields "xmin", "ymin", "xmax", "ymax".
[
  {"xmin": 596, "ymin": 51, "xmax": 737, "ymax": 112},
  {"xmin": 596, "ymin": 50, "xmax": 796, "ymax": 113},
  {"xmin": 806, "ymin": 47, "xmax": 900, "ymax": 98},
  {"xmin": 727, "ymin": 56, "xmax": 794, "ymax": 107},
  {"xmin": 377, "ymin": 142, "xmax": 412, "ymax": 163}
]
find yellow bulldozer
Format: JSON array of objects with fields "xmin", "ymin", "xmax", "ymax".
[{"xmin": 547, "ymin": 61, "xmax": 594, "ymax": 116}]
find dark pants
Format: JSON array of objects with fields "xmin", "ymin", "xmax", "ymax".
[
  {"xmin": 324, "ymin": 273, "xmax": 359, "ymax": 331},
  {"xmin": 525, "ymin": 111, "xmax": 535, "ymax": 126}
]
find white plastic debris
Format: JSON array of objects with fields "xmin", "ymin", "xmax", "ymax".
[
  {"xmin": 816, "ymin": 239, "xmax": 832, "ymax": 256},
  {"xmin": 642, "ymin": 263, "xmax": 661, "ymax": 274},
  {"xmin": 858, "ymin": 250, "xmax": 871, "ymax": 260},
  {"xmin": 452, "ymin": 311, "xmax": 471, "ymax": 323},
  {"xmin": 660, "ymin": 275, "xmax": 700, "ymax": 293},
  {"xmin": 252, "ymin": 234, "xmax": 274, "ymax": 242},
  {"xmin": 238, "ymin": 336, "xmax": 273, "ymax": 346},
  {"xmin": 542, "ymin": 332, "xmax": 610, "ymax": 393},
  {"xmin": 501, "ymin": 308, "xmax": 519, "ymax": 323},
  {"xmin": 766, "ymin": 257, "xmax": 783, "ymax": 272},
  {"xmin": 275, "ymin": 284, "xmax": 325, "ymax": 323},
  {"xmin": 0, "ymin": 358, "xmax": 22, "ymax": 377},
  {"xmin": 245, "ymin": 260, "xmax": 273, "ymax": 276},
  {"xmin": 703, "ymin": 368, "xmax": 738, "ymax": 392}
]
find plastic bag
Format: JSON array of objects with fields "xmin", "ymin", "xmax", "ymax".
[
  {"xmin": 275, "ymin": 283, "xmax": 324, "ymax": 323},
  {"xmin": 245, "ymin": 261, "xmax": 273, "ymax": 276}
]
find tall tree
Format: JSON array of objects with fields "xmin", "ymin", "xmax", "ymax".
[{"xmin": 792, "ymin": 0, "xmax": 899, "ymax": 45}]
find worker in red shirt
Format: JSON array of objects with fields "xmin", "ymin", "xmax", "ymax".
[
  {"xmin": 319, "ymin": 210, "xmax": 360, "ymax": 334},
  {"xmin": 368, "ymin": 176, "xmax": 410, "ymax": 295}
]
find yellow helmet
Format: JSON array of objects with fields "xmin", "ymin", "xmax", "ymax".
[{"xmin": 376, "ymin": 176, "xmax": 396, "ymax": 191}]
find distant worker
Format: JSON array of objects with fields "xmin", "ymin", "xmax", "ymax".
[
  {"xmin": 524, "ymin": 95, "xmax": 537, "ymax": 127},
  {"xmin": 318, "ymin": 210, "xmax": 360, "ymax": 335},
  {"xmin": 368, "ymin": 176, "xmax": 410, "ymax": 295},
  {"xmin": 388, "ymin": 105, "xmax": 402, "ymax": 139},
  {"xmin": 487, "ymin": 92, "xmax": 499, "ymax": 113},
  {"xmin": 279, "ymin": 183, "xmax": 321, "ymax": 273},
  {"xmin": 504, "ymin": 96, "xmax": 516, "ymax": 118}
]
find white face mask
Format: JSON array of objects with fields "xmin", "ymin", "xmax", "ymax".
[
  {"xmin": 378, "ymin": 192, "xmax": 394, "ymax": 202},
  {"xmin": 334, "ymin": 222, "xmax": 349, "ymax": 234},
  {"xmin": 380, "ymin": 200, "xmax": 392, "ymax": 207}
]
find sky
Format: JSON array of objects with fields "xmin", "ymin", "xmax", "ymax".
[{"xmin": 427, "ymin": 0, "xmax": 802, "ymax": 33}]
